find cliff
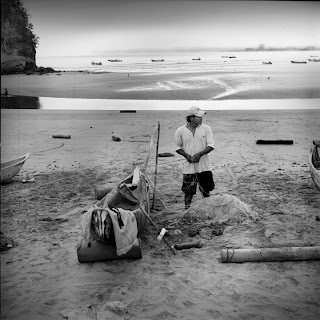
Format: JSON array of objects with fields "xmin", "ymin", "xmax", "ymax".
[
  {"xmin": 1, "ymin": 50, "xmax": 36, "ymax": 74},
  {"xmin": 1, "ymin": 0, "xmax": 38, "ymax": 74}
]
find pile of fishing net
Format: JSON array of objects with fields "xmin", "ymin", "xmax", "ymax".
[{"xmin": 181, "ymin": 193, "xmax": 258, "ymax": 225}]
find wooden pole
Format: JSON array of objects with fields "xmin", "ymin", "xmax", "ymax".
[
  {"xmin": 221, "ymin": 246, "xmax": 320, "ymax": 263},
  {"xmin": 152, "ymin": 122, "xmax": 160, "ymax": 211},
  {"xmin": 137, "ymin": 202, "xmax": 175, "ymax": 255}
]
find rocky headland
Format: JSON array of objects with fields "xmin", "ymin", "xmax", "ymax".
[{"xmin": 1, "ymin": 0, "xmax": 55, "ymax": 75}]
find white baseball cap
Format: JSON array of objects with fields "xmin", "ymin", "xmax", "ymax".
[{"xmin": 187, "ymin": 106, "xmax": 206, "ymax": 117}]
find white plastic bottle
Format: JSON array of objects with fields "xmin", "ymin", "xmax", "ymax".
[{"xmin": 157, "ymin": 228, "xmax": 167, "ymax": 241}]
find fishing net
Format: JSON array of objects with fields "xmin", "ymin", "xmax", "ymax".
[{"xmin": 181, "ymin": 193, "xmax": 258, "ymax": 225}]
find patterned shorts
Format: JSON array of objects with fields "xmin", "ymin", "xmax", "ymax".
[{"xmin": 181, "ymin": 171, "xmax": 215, "ymax": 196}]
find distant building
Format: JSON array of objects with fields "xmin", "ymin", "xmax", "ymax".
[{"xmin": 259, "ymin": 44, "xmax": 265, "ymax": 51}]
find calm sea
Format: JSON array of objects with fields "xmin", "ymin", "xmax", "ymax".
[{"xmin": 36, "ymin": 50, "xmax": 319, "ymax": 74}]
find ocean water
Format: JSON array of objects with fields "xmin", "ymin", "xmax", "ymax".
[{"xmin": 36, "ymin": 50, "xmax": 320, "ymax": 74}]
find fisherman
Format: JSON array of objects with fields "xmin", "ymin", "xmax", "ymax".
[{"xmin": 174, "ymin": 106, "xmax": 215, "ymax": 210}]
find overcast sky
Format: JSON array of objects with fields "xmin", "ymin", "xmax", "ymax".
[{"xmin": 22, "ymin": 0, "xmax": 320, "ymax": 57}]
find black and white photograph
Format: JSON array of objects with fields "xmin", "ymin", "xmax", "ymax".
[{"xmin": 1, "ymin": 1, "xmax": 320, "ymax": 319}]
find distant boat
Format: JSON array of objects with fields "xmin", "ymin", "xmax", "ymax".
[
  {"xmin": 192, "ymin": 57, "xmax": 201, "ymax": 61},
  {"xmin": 262, "ymin": 62, "xmax": 272, "ymax": 65},
  {"xmin": 221, "ymin": 56, "xmax": 228, "ymax": 58},
  {"xmin": 108, "ymin": 59, "xmax": 122, "ymax": 62},
  {"xmin": 308, "ymin": 58, "xmax": 320, "ymax": 62},
  {"xmin": 91, "ymin": 61, "xmax": 102, "ymax": 65},
  {"xmin": 151, "ymin": 59, "xmax": 164, "ymax": 62},
  {"xmin": 291, "ymin": 60, "xmax": 307, "ymax": 64},
  {"xmin": 228, "ymin": 56, "xmax": 236, "ymax": 58},
  {"xmin": 310, "ymin": 55, "xmax": 318, "ymax": 57}
]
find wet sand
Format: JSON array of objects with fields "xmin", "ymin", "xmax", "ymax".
[{"xmin": 2, "ymin": 67, "xmax": 320, "ymax": 100}]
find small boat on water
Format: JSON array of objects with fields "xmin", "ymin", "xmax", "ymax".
[
  {"xmin": 192, "ymin": 57, "xmax": 201, "ymax": 61},
  {"xmin": 108, "ymin": 59, "xmax": 122, "ymax": 62},
  {"xmin": 291, "ymin": 60, "xmax": 307, "ymax": 64},
  {"xmin": 309, "ymin": 140, "xmax": 320, "ymax": 192},
  {"xmin": 262, "ymin": 61, "xmax": 272, "ymax": 65},
  {"xmin": 91, "ymin": 61, "xmax": 102, "ymax": 65},
  {"xmin": 151, "ymin": 59, "xmax": 164, "ymax": 62},
  {"xmin": 221, "ymin": 56, "xmax": 228, "ymax": 58},
  {"xmin": 308, "ymin": 58, "xmax": 320, "ymax": 62},
  {"xmin": 1, "ymin": 153, "xmax": 30, "ymax": 183},
  {"xmin": 229, "ymin": 56, "xmax": 236, "ymax": 58}
]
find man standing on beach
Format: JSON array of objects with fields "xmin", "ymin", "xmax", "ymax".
[{"xmin": 174, "ymin": 106, "xmax": 215, "ymax": 210}]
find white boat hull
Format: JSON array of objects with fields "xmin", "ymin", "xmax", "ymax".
[{"xmin": 1, "ymin": 153, "xmax": 30, "ymax": 183}]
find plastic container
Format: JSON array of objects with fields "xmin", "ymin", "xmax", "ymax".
[{"xmin": 157, "ymin": 228, "xmax": 167, "ymax": 241}]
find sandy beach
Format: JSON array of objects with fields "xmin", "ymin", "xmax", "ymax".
[
  {"xmin": 1, "ymin": 91, "xmax": 320, "ymax": 320},
  {"xmin": 1, "ymin": 63, "xmax": 320, "ymax": 320}
]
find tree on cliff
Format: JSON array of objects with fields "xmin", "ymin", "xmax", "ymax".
[{"xmin": 1, "ymin": 0, "xmax": 39, "ymax": 58}]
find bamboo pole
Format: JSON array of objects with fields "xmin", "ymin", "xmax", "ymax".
[
  {"xmin": 137, "ymin": 202, "xmax": 176, "ymax": 255},
  {"xmin": 151, "ymin": 122, "xmax": 160, "ymax": 211},
  {"xmin": 221, "ymin": 246, "xmax": 320, "ymax": 263}
]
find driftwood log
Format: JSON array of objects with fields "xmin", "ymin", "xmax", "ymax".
[
  {"xmin": 174, "ymin": 241, "xmax": 203, "ymax": 250},
  {"xmin": 221, "ymin": 246, "xmax": 320, "ymax": 263},
  {"xmin": 52, "ymin": 134, "xmax": 71, "ymax": 139},
  {"xmin": 256, "ymin": 140, "xmax": 293, "ymax": 145},
  {"xmin": 158, "ymin": 152, "xmax": 175, "ymax": 157}
]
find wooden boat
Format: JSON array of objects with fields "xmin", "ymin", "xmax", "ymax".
[
  {"xmin": 291, "ymin": 60, "xmax": 307, "ymax": 64},
  {"xmin": 1, "ymin": 153, "xmax": 30, "ymax": 183},
  {"xmin": 309, "ymin": 140, "xmax": 320, "ymax": 192},
  {"xmin": 229, "ymin": 56, "xmax": 236, "ymax": 58},
  {"xmin": 308, "ymin": 58, "xmax": 320, "ymax": 62},
  {"xmin": 91, "ymin": 61, "xmax": 102, "ymax": 65},
  {"xmin": 262, "ymin": 61, "xmax": 272, "ymax": 65},
  {"xmin": 77, "ymin": 166, "xmax": 150, "ymax": 262},
  {"xmin": 77, "ymin": 125, "xmax": 158, "ymax": 262},
  {"xmin": 108, "ymin": 59, "xmax": 122, "ymax": 62},
  {"xmin": 192, "ymin": 57, "xmax": 201, "ymax": 61},
  {"xmin": 221, "ymin": 56, "xmax": 228, "ymax": 58},
  {"xmin": 151, "ymin": 59, "xmax": 164, "ymax": 62}
]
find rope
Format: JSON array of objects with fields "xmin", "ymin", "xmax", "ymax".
[{"xmin": 32, "ymin": 143, "xmax": 65, "ymax": 154}]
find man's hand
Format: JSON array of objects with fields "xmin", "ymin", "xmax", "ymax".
[
  {"xmin": 191, "ymin": 152, "xmax": 202, "ymax": 163},
  {"xmin": 185, "ymin": 154, "xmax": 193, "ymax": 163}
]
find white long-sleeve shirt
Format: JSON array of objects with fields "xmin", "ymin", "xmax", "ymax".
[{"xmin": 174, "ymin": 124, "xmax": 214, "ymax": 174}]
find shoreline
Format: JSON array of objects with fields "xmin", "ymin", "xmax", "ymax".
[{"xmin": 2, "ymin": 95, "xmax": 320, "ymax": 111}]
